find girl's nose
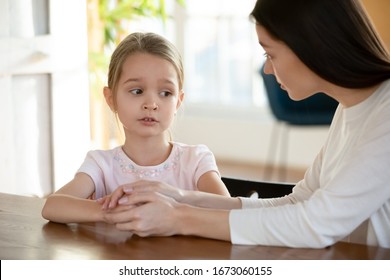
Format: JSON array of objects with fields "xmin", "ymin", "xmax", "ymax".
[{"xmin": 143, "ymin": 102, "xmax": 158, "ymax": 111}]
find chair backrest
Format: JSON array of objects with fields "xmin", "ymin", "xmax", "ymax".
[
  {"xmin": 222, "ymin": 177, "xmax": 294, "ymax": 198},
  {"xmin": 260, "ymin": 64, "xmax": 338, "ymax": 125}
]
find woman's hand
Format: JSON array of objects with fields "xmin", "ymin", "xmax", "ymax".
[
  {"xmin": 103, "ymin": 188, "xmax": 232, "ymax": 241},
  {"xmin": 98, "ymin": 180, "xmax": 239, "ymax": 239},
  {"xmin": 116, "ymin": 180, "xmax": 241, "ymax": 210},
  {"xmin": 103, "ymin": 190, "xmax": 184, "ymax": 237},
  {"xmin": 97, "ymin": 180, "xmax": 185, "ymax": 210},
  {"xmin": 114, "ymin": 180, "xmax": 187, "ymax": 205}
]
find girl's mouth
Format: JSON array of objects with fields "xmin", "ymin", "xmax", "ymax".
[{"xmin": 139, "ymin": 117, "xmax": 158, "ymax": 125}]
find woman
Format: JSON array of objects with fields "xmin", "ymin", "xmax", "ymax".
[{"xmin": 103, "ymin": 0, "xmax": 390, "ymax": 248}]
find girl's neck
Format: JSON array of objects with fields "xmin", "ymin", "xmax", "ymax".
[{"xmin": 122, "ymin": 137, "xmax": 172, "ymax": 166}]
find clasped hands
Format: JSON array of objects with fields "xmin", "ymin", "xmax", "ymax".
[{"xmin": 95, "ymin": 180, "xmax": 186, "ymax": 237}]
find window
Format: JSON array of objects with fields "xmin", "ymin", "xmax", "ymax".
[
  {"xmin": 129, "ymin": 0, "xmax": 267, "ymax": 113},
  {"xmin": 180, "ymin": 0, "xmax": 265, "ymax": 108}
]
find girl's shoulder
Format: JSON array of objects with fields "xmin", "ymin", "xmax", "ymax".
[
  {"xmin": 84, "ymin": 146, "xmax": 122, "ymax": 163},
  {"xmin": 169, "ymin": 142, "xmax": 215, "ymax": 164},
  {"xmin": 171, "ymin": 141, "xmax": 212, "ymax": 154}
]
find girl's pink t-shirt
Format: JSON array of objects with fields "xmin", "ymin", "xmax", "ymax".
[{"xmin": 77, "ymin": 142, "xmax": 220, "ymax": 198}]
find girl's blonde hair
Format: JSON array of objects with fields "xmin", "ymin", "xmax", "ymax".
[{"xmin": 107, "ymin": 32, "xmax": 184, "ymax": 109}]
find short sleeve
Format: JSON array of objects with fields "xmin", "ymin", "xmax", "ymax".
[
  {"xmin": 192, "ymin": 144, "xmax": 220, "ymax": 183},
  {"xmin": 77, "ymin": 151, "xmax": 106, "ymax": 198}
]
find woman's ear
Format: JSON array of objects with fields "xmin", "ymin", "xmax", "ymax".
[{"xmin": 103, "ymin": 86, "xmax": 115, "ymax": 112}]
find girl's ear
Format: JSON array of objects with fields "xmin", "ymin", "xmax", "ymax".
[
  {"xmin": 103, "ymin": 86, "xmax": 115, "ymax": 112},
  {"xmin": 176, "ymin": 90, "xmax": 185, "ymax": 110}
]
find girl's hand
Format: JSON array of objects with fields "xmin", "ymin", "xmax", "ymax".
[
  {"xmin": 97, "ymin": 185, "xmax": 129, "ymax": 210},
  {"xmin": 96, "ymin": 195, "xmax": 111, "ymax": 209}
]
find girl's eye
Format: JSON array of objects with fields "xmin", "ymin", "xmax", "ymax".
[
  {"xmin": 160, "ymin": 91, "xmax": 172, "ymax": 97},
  {"xmin": 129, "ymin": 89, "xmax": 142, "ymax": 95}
]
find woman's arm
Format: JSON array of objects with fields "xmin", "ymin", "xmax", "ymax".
[
  {"xmin": 41, "ymin": 173, "xmax": 105, "ymax": 223},
  {"xmin": 177, "ymin": 204, "xmax": 231, "ymax": 241},
  {"xmin": 98, "ymin": 172, "xmax": 231, "ymax": 210},
  {"xmin": 116, "ymin": 180, "xmax": 242, "ymax": 209}
]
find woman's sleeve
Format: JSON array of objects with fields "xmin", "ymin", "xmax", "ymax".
[{"xmin": 229, "ymin": 106, "xmax": 390, "ymax": 247}]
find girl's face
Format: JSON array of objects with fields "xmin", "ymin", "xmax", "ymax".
[
  {"xmin": 105, "ymin": 52, "xmax": 183, "ymax": 141},
  {"xmin": 256, "ymin": 24, "xmax": 325, "ymax": 101}
]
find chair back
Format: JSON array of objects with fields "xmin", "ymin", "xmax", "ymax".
[{"xmin": 222, "ymin": 177, "xmax": 293, "ymax": 198}]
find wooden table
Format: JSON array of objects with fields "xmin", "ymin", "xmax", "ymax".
[{"xmin": 1, "ymin": 192, "xmax": 389, "ymax": 260}]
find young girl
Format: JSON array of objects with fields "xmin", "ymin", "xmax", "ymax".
[
  {"xmin": 41, "ymin": 32, "xmax": 230, "ymax": 223},
  {"xmin": 102, "ymin": 0, "xmax": 390, "ymax": 248}
]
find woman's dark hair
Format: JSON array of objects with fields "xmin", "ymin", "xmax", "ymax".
[{"xmin": 251, "ymin": 0, "xmax": 390, "ymax": 88}]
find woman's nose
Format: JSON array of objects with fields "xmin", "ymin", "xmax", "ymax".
[{"xmin": 263, "ymin": 60, "xmax": 274, "ymax": 75}]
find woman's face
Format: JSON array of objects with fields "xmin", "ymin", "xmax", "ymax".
[{"xmin": 256, "ymin": 24, "xmax": 325, "ymax": 101}]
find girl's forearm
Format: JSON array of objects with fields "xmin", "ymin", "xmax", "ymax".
[{"xmin": 41, "ymin": 194, "xmax": 104, "ymax": 224}]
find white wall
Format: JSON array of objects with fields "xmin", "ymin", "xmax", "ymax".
[
  {"xmin": 0, "ymin": 0, "xmax": 90, "ymax": 196},
  {"xmin": 172, "ymin": 108, "xmax": 329, "ymax": 170}
]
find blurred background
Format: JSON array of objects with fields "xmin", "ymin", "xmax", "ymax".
[{"xmin": 1, "ymin": 0, "xmax": 389, "ymax": 197}]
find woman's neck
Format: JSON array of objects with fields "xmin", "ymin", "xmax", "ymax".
[
  {"xmin": 325, "ymin": 83, "xmax": 381, "ymax": 108},
  {"xmin": 122, "ymin": 137, "xmax": 172, "ymax": 166}
]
